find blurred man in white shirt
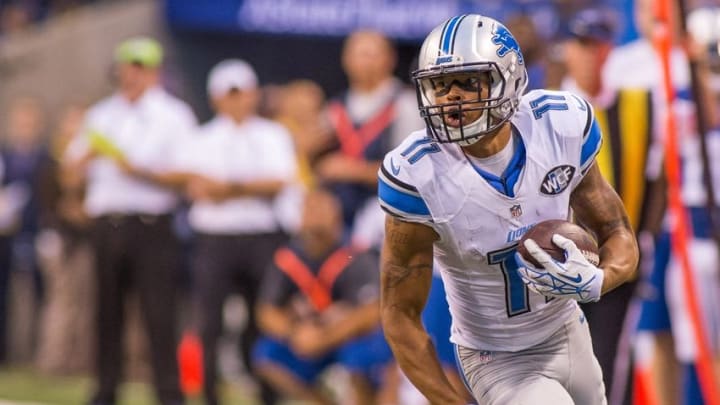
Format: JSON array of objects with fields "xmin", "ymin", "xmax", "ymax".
[
  {"xmin": 179, "ymin": 59, "xmax": 297, "ymax": 405},
  {"xmin": 65, "ymin": 36, "xmax": 197, "ymax": 405}
]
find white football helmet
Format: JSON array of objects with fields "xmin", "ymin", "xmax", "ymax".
[{"xmin": 413, "ymin": 14, "xmax": 528, "ymax": 145}]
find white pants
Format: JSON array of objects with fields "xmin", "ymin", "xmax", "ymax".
[{"xmin": 456, "ymin": 307, "xmax": 606, "ymax": 405}]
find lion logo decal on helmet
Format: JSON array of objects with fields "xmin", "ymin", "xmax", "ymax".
[{"xmin": 491, "ymin": 25, "xmax": 524, "ymax": 65}]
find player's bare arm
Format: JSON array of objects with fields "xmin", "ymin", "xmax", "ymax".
[
  {"xmin": 380, "ymin": 216, "xmax": 466, "ymax": 405},
  {"xmin": 570, "ymin": 161, "xmax": 639, "ymax": 294}
]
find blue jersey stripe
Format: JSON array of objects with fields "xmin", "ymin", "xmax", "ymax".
[
  {"xmin": 380, "ymin": 163, "xmax": 418, "ymax": 193},
  {"xmin": 465, "ymin": 128, "xmax": 526, "ymax": 198},
  {"xmin": 581, "ymin": 118, "xmax": 603, "ymax": 169},
  {"xmin": 503, "ymin": 135, "xmax": 526, "ymax": 197},
  {"xmin": 378, "ymin": 177, "xmax": 430, "ymax": 216}
]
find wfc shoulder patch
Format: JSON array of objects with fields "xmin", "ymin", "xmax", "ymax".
[{"xmin": 540, "ymin": 165, "xmax": 575, "ymax": 195}]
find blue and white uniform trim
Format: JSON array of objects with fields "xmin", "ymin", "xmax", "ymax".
[
  {"xmin": 453, "ymin": 345, "xmax": 473, "ymax": 393},
  {"xmin": 580, "ymin": 101, "xmax": 602, "ymax": 174},
  {"xmin": 438, "ymin": 15, "xmax": 468, "ymax": 56},
  {"xmin": 378, "ymin": 164, "xmax": 432, "ymax": 221},
  {"xmin": 465, "ymin": 128, "xmax": 526, "ymax": 198}
]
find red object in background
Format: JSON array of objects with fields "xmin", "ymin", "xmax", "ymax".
[
  {"xmin": 632, "ymin": 366, "xmax": 660, "ymax": 405},
  {"xmin": 653, "ymin": 0, "xmax": 720, "ymax": 403},
  {"xmin": 178, "ymin": 331, "xmax": 204, "ymax": 396}
]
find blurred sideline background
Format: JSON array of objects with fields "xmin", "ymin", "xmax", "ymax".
[
  {"xmin": 0, "ymin": 0, "xmax": 637, "ymax": 124},
  {"xmin": 0, "ymin": 0, "xmax": 718, "ymax": 404}
]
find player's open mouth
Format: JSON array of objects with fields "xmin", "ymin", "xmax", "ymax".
[{"xmin": 445, "ymin": 110, "xmax": 464, "ymax": 127}]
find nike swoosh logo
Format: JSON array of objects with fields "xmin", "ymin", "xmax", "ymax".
[
  {"xmin": 558, "ymin": 273, "xmax": 583, "ymax": 283},
  {"xmin": 390, "ymin": 157, "xmax": 401, "ymax": 176}
]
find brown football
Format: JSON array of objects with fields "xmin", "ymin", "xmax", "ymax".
[{"xmin": 517, "ymin": 219, "xmax": 600, "ymax": 268}]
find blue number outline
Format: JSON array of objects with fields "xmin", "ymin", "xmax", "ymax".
[
  {"xmin": 487, "ymin": 244, "xmax": 530, "ymax": 317},
  {"xmin": 401, "ymin": 137, "xmax": 440, "ymax": 164},
  {"xmin": 530, "ymin": 94, "xmax": 569, "ymax": 120}
]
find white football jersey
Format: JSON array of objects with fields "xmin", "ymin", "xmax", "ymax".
[{"xmin": 378, "ymin": 89, "xmax": 603, "ymax": 351}]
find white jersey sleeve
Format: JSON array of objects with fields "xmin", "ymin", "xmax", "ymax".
[
  {"xmin": 520, "ymin": 89, "xmax": 602, "ymax": 180},
  {"xmin": 377, "ymin": 132, "xmax": 435, "ymax": 226},
  {"xmin": 577, "ymin": 97, "xmax": 602, "ymax": 176}
]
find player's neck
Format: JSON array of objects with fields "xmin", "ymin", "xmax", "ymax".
[{"xmin": 461, "ymin": 123, "xmax": 512, "ymax": 158}]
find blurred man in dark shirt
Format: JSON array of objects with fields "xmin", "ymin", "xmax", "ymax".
[{"xmin": 253, "ymin": 188, "xmax": 394, "ymax": 405}]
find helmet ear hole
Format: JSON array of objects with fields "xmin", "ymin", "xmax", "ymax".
[{"xmin": 491, "ymin": 100, "xmax": 511, "ymax": 119}]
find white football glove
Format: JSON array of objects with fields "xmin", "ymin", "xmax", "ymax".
[{"xmin": 515, "ymin": 234, "xmax": 604, "ymax": 303}]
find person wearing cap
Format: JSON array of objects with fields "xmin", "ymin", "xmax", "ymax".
[
  {"xmin": 560, "ymin": 9, "xmax": 665, "ymax": 402},
  {"xmin": 176, "ymin": 59, "xmax": 296, "ymax": 405},
  {"xmin": 63, "ymin": 36, "xmax": 197, "ymax": 405}
]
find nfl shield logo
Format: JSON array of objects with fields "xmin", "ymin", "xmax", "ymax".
[
  {"xmin": 477, "ymin": 350, "xmax": 494, "ymax": 364},
  {"xmin": 510, "ymin": 204, "xmax": 522, "ymax": 218}
]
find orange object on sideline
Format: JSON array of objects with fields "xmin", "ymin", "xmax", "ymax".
[
  {"xmin": 178, "ymin": 331, "xmax": 204, "ymax": 396},
  {"xmin": 654, "ymin": 0, "xmax": 720, "ymax": 403},
  {"xmin": 633, "ymin": 365, "xmax": 661, "ymax": 405}
]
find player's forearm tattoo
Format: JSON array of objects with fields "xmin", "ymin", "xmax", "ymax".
[
  {"xmin": 382, "ymin": 217, "xmax": 435, "ymax": 296},
  {"xmin": 575, "ymin": 191, "xmax": 631, "ymax": 242},
  {"xmin": 597, "ymin": 216, "xmax": 632, "ymax": 238},
  {"xmin": 572, "ymin": 165, "xmax": 632, "ymax": 242},
  {"xmin": 386, "ymin": 217, "xmax": 417, "ymax": 246},
  {"xmin": 382, "ymin": 262, "xmax": 433, "ymax": 289},
  {"xmin": 387, "ymin": 229, "xmax": 411, "ymax": 246}
]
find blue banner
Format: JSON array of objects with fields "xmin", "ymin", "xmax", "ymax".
[
  {"xmin": 165, "ymin": 0, "xmax": 565, "ymax": 40},
  {"xmin": 236, "ymin": 0, "xmax": 459, "ymax": 39}
]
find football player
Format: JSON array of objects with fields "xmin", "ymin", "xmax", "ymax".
[{"xmin": 378, "ymin": 14, "xmax": 638, "ymax": 405}]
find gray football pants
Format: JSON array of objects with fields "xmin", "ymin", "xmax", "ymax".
[{"xmin": 456, "ymin": 307, "xmax": 606, "ymax": 405}]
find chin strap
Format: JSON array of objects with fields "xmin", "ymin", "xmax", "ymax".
[
  {"xmin": 446, "ymin": 109, "xmax": 491, "ymax": 144},
  {"xmin": 457, "ymin": 136, "xmax": 482, "ymax": 147}
]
